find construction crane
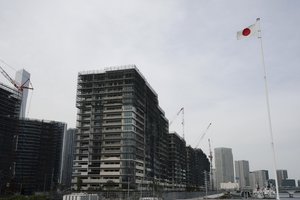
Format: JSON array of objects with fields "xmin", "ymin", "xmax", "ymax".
[
  {"xmin": 208, "ymin": 138, "xmax": 214, "ymax": 190},
  {"xmin": 169, "ymin": 107, "xmax": 185, "ymax": 139},
  {"xmin": 195, "ymin": 123, "xmax": 212, "ymax": 149},
  {"xmin": 0, "ymin": 65, "xmax": 33, "ymax": 92}
]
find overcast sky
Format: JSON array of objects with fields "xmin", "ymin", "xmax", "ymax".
[{"xmin": 0, "ymin": 0, "xmax": 299, "ymax": 181}]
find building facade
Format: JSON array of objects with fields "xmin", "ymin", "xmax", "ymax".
[
  {"xmin": 167, "ymin": 132, "xmax": 186, "ymax": 190},
  {"xmin": 235, "ymin": 160, "xmax": 250, "ymax": 189},
  {"xmin": 186, "ymin": 146, "xmax": 210, "ymax": 191},
  {"xmin": 60, "ymin": 128, "xmax": 76, "ymax": 188},
  {"xmin": 0, "ymin": 83, "xmax": 21, "ymax": 195},
  {"xmin": 281, "ymin": 179, "xmax": 296, "ymax": 187},
  {"xmin": 249, "ymin": 170, "xmax": 269, "ymax": 189},
  {"xmin": 276, "ymin": 169, "xmax": 288, "ymax": 187},
  {"xmin": 214, "ymin": 147, "xmax": 234, "ymax": 190},
  {"xmin": 13, "ymin": 119, "xmax": 65, "ymax": 194},
  {"xmin": 73, "ymin": 66, "xmax": 169, "ymax": 191}
]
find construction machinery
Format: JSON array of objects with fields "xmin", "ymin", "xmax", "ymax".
[
  {"xmin": 169, "ymin": 107, "xmax": 185, "ymax": 139},
  {"xmin": 208, "ymin": 138, "xmax": 214, "ymax": 190},
  {"xmin": 194, "ymin": 123, "xmax": 211, "ymax": 149},
  {"xmin": 0, "ymin": 65, "xmax": 33, "ymax": 92}
]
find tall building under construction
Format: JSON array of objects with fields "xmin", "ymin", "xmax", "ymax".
[
  {"xmin": 0, "ymin": 83, "xmax": 21, "ymax": 194},
  {"xmin": 73, "ymin": 65, "xmax": 169, "ymax": 190}
]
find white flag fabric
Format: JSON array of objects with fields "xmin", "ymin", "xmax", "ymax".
[{"xmin": 237, "ymin": 21, "xmax": 258, "ymax": 40}]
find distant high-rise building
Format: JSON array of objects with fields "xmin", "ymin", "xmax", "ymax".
[
  {"xmin": 14, "ymin": 69, "xmax": 30, "ymax": 118},
  {"xmin": 235, "ymin": 160, "xmax": 250, "ymax": 188},
  {"xmin": 60, "ymin": 128, "xmax": 76, "ymax": 188},
  {"xmin": 0, "ymin": 83, "xmax": 21, "ymax": 195},
  {"xmin": 276, "ymin": 169, "xmax": 288, "ymax": 187},
  {"xmin": 73, "ymin": 66, "xmax": 169, "ymax": 190},
  {"xmin": 282, "ymin": 179, "xmax": 296, "ymax": 187},
  {"xmin": 249, "ymin": 170, "xmax": 269, "ymax": 189},
  {"xmin": 214, "ymin": 147, "xmax": 234, "ymax": 189},
  {"xmin": 13, "ymin": 119, "xmax": 65, "ymax": 194}
]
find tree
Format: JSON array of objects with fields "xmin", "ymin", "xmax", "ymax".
[{"xmin": 77, "ymin": 177, "xmax": 82, "ymax": 191}]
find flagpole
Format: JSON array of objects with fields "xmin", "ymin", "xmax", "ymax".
[{"xmin": 256, "ymin": 18, "xmax": 280, "ymax": 200}]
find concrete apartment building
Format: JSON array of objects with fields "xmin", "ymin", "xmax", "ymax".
[
  {"xmin": 276, "ymin": 169, "xmax": 288, "ymax": 187},
  {"xmin": 235, "ymin": 160, "xmax": 250, "ymax": 189},
  {"xmin": 249, "ymin": 170, "xmax": 269, "ymax": 189},
  {"xmin": 186, "ymin": 146, "xmax": 210, "ymax": 191},
  {"xmin": 168, "ymin": 132, "xmax": 187, "ymax": 190},
  {"xmin": 214, "ymin": 147, "xmax": 234, "ymax": 190},
  {"xmin": 73, "ymin": 66, "xmax": 169, "ymax": 190}
]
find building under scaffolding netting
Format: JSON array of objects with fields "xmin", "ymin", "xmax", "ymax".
[
  {"xmin": 13, "ymin": 118, "xmax": 66, "ymax": 195},
  {"xmin": 0, "ymin": 83, "xmax": 21, "ymax": 195}
]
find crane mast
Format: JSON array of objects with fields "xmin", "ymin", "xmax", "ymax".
[{"xmin": 208, "ymin": 138, "xmax": 214, "ymax": 190}]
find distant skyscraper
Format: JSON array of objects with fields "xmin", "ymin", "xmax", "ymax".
[
  {"xmin": 250, "ymin": 170, "xmax": 269, "ymax": 189},
  {"xmin": 235, "ymin": 160, "xmax": 250, "ymax": 188},
  {"xmin": 214, "ymin": 147, "xmax": 234, "ymax": 189},
  {"xmin": 276, "ymin": 169, "xmax": 288, "ymax": 187},
  {"xmin": 60, "ymin": 128, "xmax": 76, "ymax": 188},
  {"xmin": 15, "ymin": 69, "xmax": 30, "ymax": 118}
]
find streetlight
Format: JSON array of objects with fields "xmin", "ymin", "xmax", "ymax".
[{"xmin": 123, "ymin": 159, "xmax": 135, "ymax": 200}]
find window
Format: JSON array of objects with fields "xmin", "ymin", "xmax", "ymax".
[
  {"xmin": 123, "ymin": 125, "xmax": 133, "ymax": 131},
  {"xmin": 124, "ymin": 118, "xmax": 132, "ymax": 124}
]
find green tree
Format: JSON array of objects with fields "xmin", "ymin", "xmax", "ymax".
[{"xmin": 77, "ymin": 177, "xmax": 83, "ymax": 191}]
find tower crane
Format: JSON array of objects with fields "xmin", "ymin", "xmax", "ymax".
[
  {"xmin": 0, "ymin": 65, "xmax": 33, "ymax": 92},
  {"xmin": 169, "ymin": 107, "xmax": 184, "ymax": 139},
  {"xmin": 1, "ymin": 64, "xmax": 33, "ymax": 118},
  {"xmin": 195, "ymin": 123, "xmax": 211, "ymax": 149},
  {"xmin": 208, "ymin": 138, "xmax": 214, "ymax": 190}
]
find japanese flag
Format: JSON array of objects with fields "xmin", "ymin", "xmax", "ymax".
[{"xmin": 237, "ymin": 19, "xmax": 259, "ymax": 40}]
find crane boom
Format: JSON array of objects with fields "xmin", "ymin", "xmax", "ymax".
[
  {"xmin": 169, "ymin": 107, "xmax": 183, "ymax": 126},
  {"xmin": 169, "ymin": 107, "xmax": 185, "ymax": 139},
  {"xmin": 0, "ymin": 65, "xmax": 19, "ymax": 89},
  {"xmin": 195, "ymin": 123, "xmax": 211, "ymax": 148},
  {"xmin": 0, "ymin": 65, "xmax": 33, "ymax": 92}
]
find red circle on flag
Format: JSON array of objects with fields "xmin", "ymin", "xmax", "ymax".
[{"xmin": 242, "ymin": 28, "xmax": 251, "ymax": 36}]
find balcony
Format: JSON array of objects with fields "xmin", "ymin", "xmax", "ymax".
[{"xmin": 100, "ymin": 171, "xmax": 120, "ymax": 176}]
